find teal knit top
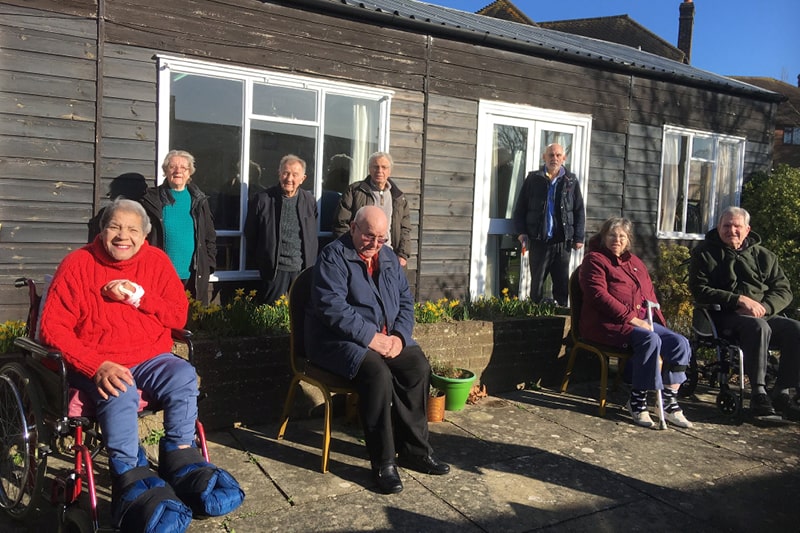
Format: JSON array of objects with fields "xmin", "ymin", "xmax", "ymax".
[{"xmin": 162, "ymin": 188, "xmax": 194, "ymax": 280}]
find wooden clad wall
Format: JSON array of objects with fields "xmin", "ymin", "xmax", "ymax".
[
  {"xmin": 0, "ymin": 0, "xmax": 778, "ymax": 320},
  {"xmin": 418, "ymin": 94, "xmax": 477, "ymax": 299},
  {"xmin": 0, "ymin": 3, "xmax": 98, "ymax": 320}
]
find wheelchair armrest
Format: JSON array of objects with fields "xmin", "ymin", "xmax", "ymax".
[
  {"xmin": 13, "ymin": 336, "xmax": 71, "ymax": 416},
  {"xmin": 171, "ymin": 328, "xmax": 195, "ymax": 365},
  {"xmin": 694, "ymin": 303, "xmax": 722, "ymax": 312},
  {"xmin": 13, "ymin": 336, "xmax": 67, "ymax": 368}
]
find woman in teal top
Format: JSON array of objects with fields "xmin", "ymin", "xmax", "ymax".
[{"xmin": 141, "ymin": 150, "xmax": 217, "ymax": 305}]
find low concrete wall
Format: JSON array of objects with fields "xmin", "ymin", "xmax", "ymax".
[
  {"xmin": 183, "ymin": 315, "xmax": 575, "ymax": 430},
  {"xmin": 413, "ymin": 316, "xmax": 570, "ymax": 392}
]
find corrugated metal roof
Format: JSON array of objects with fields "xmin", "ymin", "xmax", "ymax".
[{"xmin": 314, "ymin": 0, "xmax": 780, "ymax": 101}]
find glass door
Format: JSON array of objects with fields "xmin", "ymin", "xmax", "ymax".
[{"xmin": 470, "ymin": 102, "xmax": 592, "ymax": 299}]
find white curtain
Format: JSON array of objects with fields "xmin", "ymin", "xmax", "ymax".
[
  {"xmin": 715, "ymin": 141, "xmax": 736, "ymax": 218},
  {"xmin": 659, "ymin": 134, "xmax": 681, "ymax": 233},
  {"xmin": 349, "ymin": 104, "xmax": 369, "ymax": 183}
]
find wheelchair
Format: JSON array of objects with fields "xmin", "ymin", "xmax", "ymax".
[
  {"xmin": 0, "ymin": 277, "xmax": 209, "ymax": 532},
  {"xmin": 683, "ymin": 304, "xmax": 780, "ymax": 420}
]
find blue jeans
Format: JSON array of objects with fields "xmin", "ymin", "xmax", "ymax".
[
  {"xmin": 628, "ymin": 323, "xmax": 690, "ymax": 391},
  {"xmin": 69, "ymin": 353, "xmax": 199, "ymax": 473}
]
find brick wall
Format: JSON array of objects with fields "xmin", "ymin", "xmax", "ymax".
[{"xmin": 183, "ymin": 315, "xmax": 574, "ymax": 430}]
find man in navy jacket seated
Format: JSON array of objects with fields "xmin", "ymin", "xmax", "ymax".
[{"xmin": 305, "ymin": 206, "xmax": 449, "ymax": 494}]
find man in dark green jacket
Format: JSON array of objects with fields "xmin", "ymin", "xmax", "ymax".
[{"xmin": 689, "ymin": 206, "xmax": 800, "ymax": 419}]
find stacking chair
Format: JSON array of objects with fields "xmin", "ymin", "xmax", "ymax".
[
  {"xmin": 560, "ymin": 267, "xmax": 633, "ymax": 416},
  {"xmin": 277, "ymin": 267, "xmax": 358, "ymax": 473}
]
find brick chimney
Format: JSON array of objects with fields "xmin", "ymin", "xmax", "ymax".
[{"xmin": 678, "ymin": 0, "xmax": 695, "ymax": 64}]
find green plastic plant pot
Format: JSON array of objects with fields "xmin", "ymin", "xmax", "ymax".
[{"xmin": 430, "ymin": 369, "xmax": 476, "ymax": 411}]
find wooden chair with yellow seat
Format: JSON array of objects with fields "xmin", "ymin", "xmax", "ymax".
[
  {"xmin": 560, "ymin": 266, "xmax": 633, "ymax": 416},
  {"xmin": 277, "ymin": 267, "xmax": 358, "ymax": 473}
]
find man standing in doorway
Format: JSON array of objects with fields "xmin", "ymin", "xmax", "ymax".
[
  {"xmin": 513, "ymin": 143, "xmax": 585, "ymax": 305},
  {"xmin": 245, "ymin": 154, "xmax": 318, "ymax": 304}
]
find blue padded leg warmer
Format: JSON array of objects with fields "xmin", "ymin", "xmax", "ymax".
[
  {"xmin": 158, "ymin": 444, "xmax": 245, "ymax": 517},
  {"xmin": 111, "ymin": 450, "xmax": 192, "ymax": 533}
]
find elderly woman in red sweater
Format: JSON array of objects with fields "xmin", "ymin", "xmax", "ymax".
[
  {"xmin": 579, "ymin": 217, "xmax": 693, "ymax": 429},
  {"xmin": 40, "ymin": 198, "xmax": 242, "ymax": 532}
]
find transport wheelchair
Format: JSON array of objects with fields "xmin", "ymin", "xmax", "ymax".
[
  {"xmin": 683, "ymin": 303, "xmax": 781, "ymax": 420},
  {"xmin": 0, "ymin": 277, "xmax": 208, "ymax": 532}
]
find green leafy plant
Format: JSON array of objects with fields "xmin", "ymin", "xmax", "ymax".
[
  {"xmin": 429, "ymin": 385, "xmax": 444, "ymax": 398},
  {"xmin": 430, "ymin": 358, "xmax": 470, "ymax": 379},
  {"xmin": 0, "ymin": 320, "xmax": 26, "ymax": 354},
  {"xmin": 141, "ymin": 427, "xmax": 166, "ymax": 446},
  {"xmin": 652, "ymin": 243, "xmax": 693, "ymax": 337},
  {"xmin": 743, "ymin": 164, "xmax": 800, "ymax": 316},
  {"xmin": 186, "ymin": 289, "xmax": 290, "ymax": 338},
  {"xmin": 414, "ymin": 288, "xmax": 556, "ymax": 324}
]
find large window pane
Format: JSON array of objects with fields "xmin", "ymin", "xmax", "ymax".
[
  {"xmin": 169, "ymin": 74, "xmax": 244, "ymax": 271},
  {"xmin": 492, "ymin": 125, "xmax": 527, "ymax": 219},
  {"xmin": 253, "ymin": 84, "xmax": 316, "ymax": 120},
  {"xmin": 658, "ymin": 127, "xmax": 744, "ymax": 238},
  {"xmin": 320, "ymin": 95, "xmax": 380, "ymax": 231},
  {"xmin": 249, "ymin": 120, "xmax": 317, "ymax": 196},
  {"xmin": 687, "ymin": 159, "xmax": 712, "ymax": 233}
]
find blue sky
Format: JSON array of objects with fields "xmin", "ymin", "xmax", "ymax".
[{"xmin": 424, "ymin": 0, "xmax": 799, "ymax": 83}]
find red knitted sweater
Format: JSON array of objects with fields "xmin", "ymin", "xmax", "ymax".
[{"xmin": 40, "ymin": 238, "xmax": 188, "ymax": 378}]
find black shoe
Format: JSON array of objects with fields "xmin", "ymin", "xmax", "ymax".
[
  {"xmin": 772, "ymin": 393, "xmax": 800, "ymax": 421},
  {"xmin": 397, "ymin": 454, "xmax": 450, "ymax": 475},
  {"xmin": 750, "ymin": 392, "xmax": 776, "ymax": 417},
  {"xmin": 373, "ymin": 464, "xmax": 403, "ymax": 494}
]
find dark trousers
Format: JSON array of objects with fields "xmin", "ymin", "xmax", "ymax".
[
  {"xmin": 352, "ymin": 345, "xmax": 433, "ymax": 468},
  {"xmin": 712, "ymin": 313, "xmax": 800, "ymax": 389},
  {"xmin": 528, "ymin": 240, "xmax": 570, "ymax": 305},
  {"xmin": 259, "ymin": 269, "xmax": 299, "ymax": 305}
]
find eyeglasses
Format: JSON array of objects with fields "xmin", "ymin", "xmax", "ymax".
[
  {"xmin": 167, "ymin": 165, "xmax": 190, "ymax": 172},
  {"xmin": 356, "ymin": 222, "xmax": 388, "ymax": 245}
]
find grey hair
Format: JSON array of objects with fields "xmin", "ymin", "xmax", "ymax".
[
  {"xmin": 161, "ymin": 149, "xmax": 196, "ymax": 177},
  {"xmin": 368, "ymin": 151, "xmax": 393, "ymax": 169},
  {"xmin": 718, "ymin": 206, "xmax": 750, "ymax": 226},
  {"xmin": 100, "ymin": 198, "xmax": 152, "ymax": 235},
  {"xmin": 596, "ymin": 217, "xmax": 634, "ymax": 252},
  {"xmin": 278, "ymin": 154, "xmax": 307, "ymax": 174}
]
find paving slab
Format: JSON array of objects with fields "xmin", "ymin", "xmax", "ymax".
[{"xmin": 2, "ymin": 382, "xmax": 799, "ymax": 532}]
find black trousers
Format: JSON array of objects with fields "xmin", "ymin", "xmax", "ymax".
[
  {"xmin": 712, "ymin": 313, "xmax": 800, "ymax": 389},
  {"xmin": 258, "ymin": 269, "xmax": 299, "ymax": 305},
  {"xmin": 352, "ymin": 345, "xmax": 433, "ymax": 468},
  {"xmin": 528, "ymin": 240, "xmax": 570, "ymax": 305}
]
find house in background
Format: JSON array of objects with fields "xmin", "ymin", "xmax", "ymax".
[
  {"xmin": 0, "ymin": 0, "xmax": 782, "ymax": 321},
  {"xmin": 731, "ymin": 77, "xmax": 800, "ymax": 169}
]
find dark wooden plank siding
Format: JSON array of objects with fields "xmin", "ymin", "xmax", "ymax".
[
  {"xmin": 418, "ymin": 94, "xmax": 477, "ymax": 300},
  {"xmin": 1, "ymin": 0, "xmax": 780, "ymax": 321},
  {"xmin": 0, "ymin": 3, "xmax": 97, "ymax": 320},
  {"xmin": 104, "ymin": 0, "xmax": 428, "ymax": 91}
]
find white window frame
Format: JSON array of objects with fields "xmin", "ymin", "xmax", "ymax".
[
  {"xmin": 657, "ymin": 125, "xmax": 746, "ymax": 240},
  {"xmin": 156, "ymin": 55, "xmax": 393, "ymax": 281}
]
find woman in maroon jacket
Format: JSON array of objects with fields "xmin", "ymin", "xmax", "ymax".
[{"xmin": 579, "ymin": 217, "xmax": 693, "ymax": 429}]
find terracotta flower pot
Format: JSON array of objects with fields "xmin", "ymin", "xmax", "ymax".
[{"xmin": 427, "ymin": 392, "xmax": 446, "ymax": 422}]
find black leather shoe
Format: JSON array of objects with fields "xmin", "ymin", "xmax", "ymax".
[
  {"xmin": 374, "ymin": 464, "xmax": 403, "ymax": 494},
  {"xmin": 750, "ymin": 393, "xmax": 776, "ymax": 417},
  {"xmin": 773, "ymin": 393, "xmax": 800, "ymax": 421},
  {"xmin": 398, "ymin": 454, "xmax": 450, "ymax": 475}
]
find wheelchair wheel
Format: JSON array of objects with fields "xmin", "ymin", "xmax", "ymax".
[
  {"xmin": 59, "ymin": 505, "xmax": 93, "ymax": 533},
  {"xmin": 716, "ymin": 389, "xmax": 740, "ymax": 416},
  {"xmin": 0, "ymin": 362, "xmax": 46, "ymax": 519}
]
